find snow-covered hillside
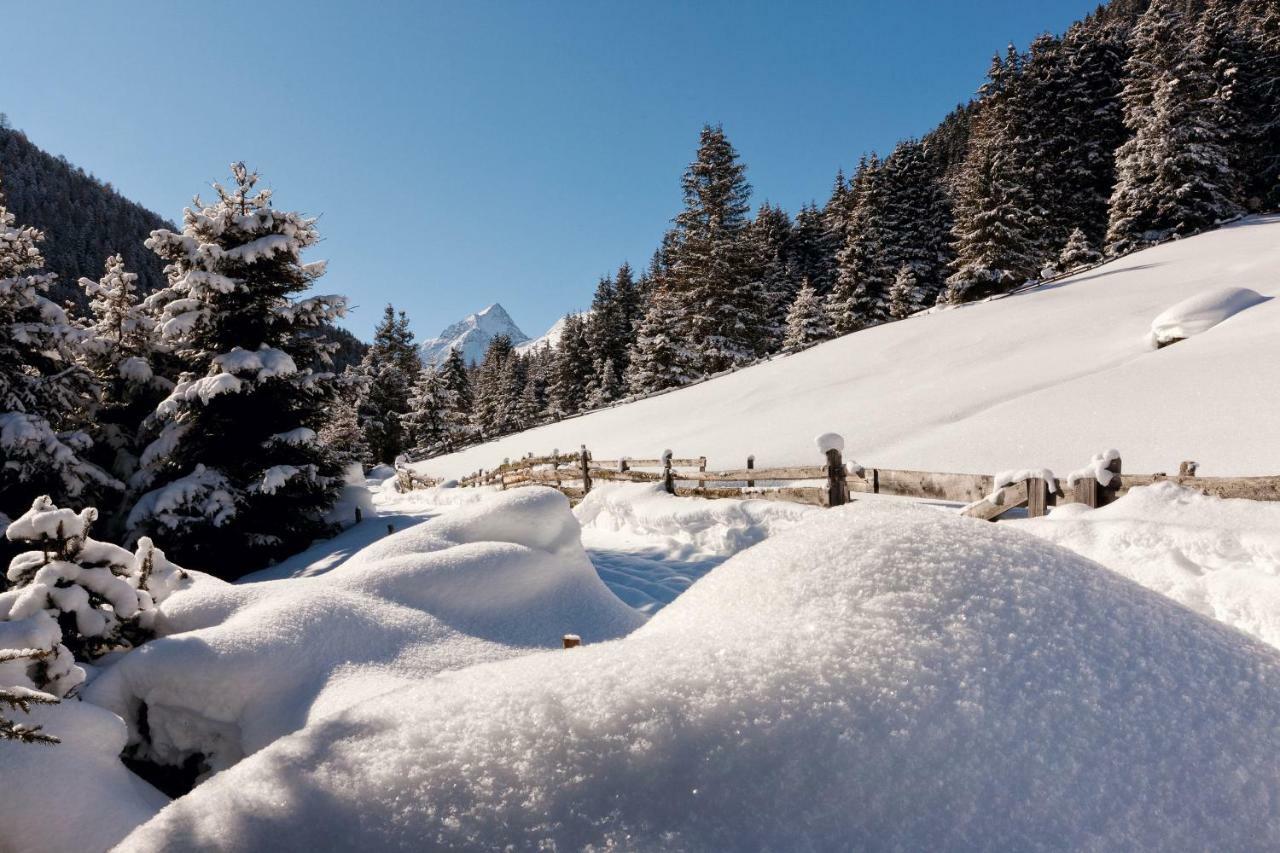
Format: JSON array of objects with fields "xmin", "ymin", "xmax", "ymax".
[
  {"xmin": 414, "ymin": 216, "xmax": 1280, "ymax": 479},
  {"xmin": 419, "ymin": 303, "xmax": 530, "ymax": 365},
  {"xmin": 514, "ymin": 312, "xmax": 573, "ymax": 355}
]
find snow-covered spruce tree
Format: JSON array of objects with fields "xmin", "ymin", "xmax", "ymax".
[
  {"xmin": 888, "ymin": 264, "xmax": 924, "ymax": 321},
  {"xmin": 1109, "ymin": 13, "xmax": 1243, "ymax": 251},
  {"xmin": 782, "ymin": 280, "xmax": 832, "ymax": 350},
  {"xmin": 0, "ymin": 188, "xmax": 118, "ymax": 528},
  {"xmin": 77, "ymin": 255, "xmax": 172, "ymax": 487},
  {"xmin": 470, "ymin": 334, "xmax": 517, "ymax": 438},
  {"xmin": 879, "ymin": 139, "xmax": 953, "ymax": 307},
  {"xmin": 437, "ymin": 347, "xmax": 475, "ymax": 448},
  {"xmin": 318, "ymin": 372, "xmax": 373, "ymax": 468},
  {"xmin": 668, "ymin": 125, "xmax": 760, "ymax": 374},
  {"xmin": 625, "ymin": 285, "xmax": 696, "ymax": 395},
  {"xmin": 584, "ymin": 274, "xmax": 627, "ymax": 403},
  {"xmin": 944, "ymin": 48, "xmax": 1046, "ymax": 303},
  {"xmin": 401, "ymin": 365, "xmax": 453, "ymax": 457},
  {"xmin": 829, "ymin": 154, "xmax": 893, "ymax": 332},
  {"xmin": 356, "ymin": 305, "xmax": 420, "ymax": 464},
  {"xmin": 0, "ymin": 678, "xmax": 59, "ymax": 745},
  {"xmin": 1, "ymin": 497, "xmax": 186, "ymax": 693},
  {"xmin": 1057, "ymin": 228, "xmax": 1102, "ymax": 272},
  {"xmin": 129, "ymin": 164, "xmax": 352, "ymax": 574},
  {"xmin": 747, "ymin": 202, "xmax": 796, "ymax": 350},
  {"xmin": 548, "ymin": 315, "xmax": 592, "ymax": 418}
]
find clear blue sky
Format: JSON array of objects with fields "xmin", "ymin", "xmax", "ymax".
[{"xmin": 4, "ymin": 1, "xmax": 1099, "ymax": 341}]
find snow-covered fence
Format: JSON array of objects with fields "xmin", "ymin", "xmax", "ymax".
[{"xmin": 443, "ymin": 443, "xmax": 1280, "ymax": 518}]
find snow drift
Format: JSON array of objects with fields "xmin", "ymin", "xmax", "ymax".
[
  {"xmin": 1147, "ymin": 285, "xmax": 1267, "ymax": 347},
  {"xmin": 85, "ymin": 487, "xmax": 644, "ymax": 773},
  {"xmin": 119, "ymin": 503, "xmax": 1280, "ymax": 851},
  {"xmin": 1013, "ymin": 481, "xmax": 1280, "ymax": 649},
  {"xmin": 413, "ymin": 215, "xmax": 1280, "ymax": 479}
]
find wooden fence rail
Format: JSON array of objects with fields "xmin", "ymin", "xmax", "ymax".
[{"xmin": 431, "ymin": 440, "xmax": 1280, "ymax": 520}]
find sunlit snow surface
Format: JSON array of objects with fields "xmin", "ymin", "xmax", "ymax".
[
  {"xmin": 412, "ymin": 216, "xmax": 1280, "ymax": 479},
  {"xmin": 115, "ymin": 498, "xmax": 1280, "ymax": 851}
]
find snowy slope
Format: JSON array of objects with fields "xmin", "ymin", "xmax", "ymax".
[
  {"xmin": 414, "ymin": 216, "xmax": 1280, "ymax": 479},
  {"xmin": 419, "ymin": 303, "xmax": 530, "ymax": 365}
]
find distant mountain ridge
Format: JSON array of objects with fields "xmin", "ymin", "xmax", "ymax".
[
  {"xmin": 420, "ymin": 303, "xmax": 530, "ymax": 365},
  {"xmin": 0, "ymin": 122, "xmax": 173, "ymax": 307}
]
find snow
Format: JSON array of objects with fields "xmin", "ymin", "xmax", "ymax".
[
  {"xmin": 1012, "ymin": 481, "xmax": 1280, "ymax": 650},
  {"xmin": 419, "ymin": 302, "xmax": 531, "ymax": 366},
  {"xmin": 815, "ymin": 431, "xmax": 844, "ymax": 453},
  {"xmin": 413, "ymin": 216, "xmax": 1280, "ymax": 480},
  {"xmin": 514, "ymin": 311, "xmax": 581, "ymax": 355},
  {"xmin": 84, "ymin": 487, "xmax": 644, "ymax": 774},
  {"xmin": 1147, "ymin": 285, "xmax": 1267, "ymax": 347},
  {"xmin": 0, "ymin": 700, "xmax": 167, "ymax": 853},
  {"xmin": 117, "ymin": 355, "xmax": 153, "ymax": 383},
  {"xmin": 1067, "ymin": 447, "xmax": 1122, "ymax": 487},
  {"xmin": 575, "ymin": 483, "xmax": 818, "ymax": 612},
  {"xmin": 115, "ymin": 501, "xmax": 1280, "ymax": 850}
]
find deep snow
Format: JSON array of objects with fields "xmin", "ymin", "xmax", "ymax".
[
  {"xmin": 114, "ymin": 501, "xmax": 1280, "ymax": 851},
  {"xmin": 413, "ymin": 215, "xmax": 1280, "ymax": 480}
]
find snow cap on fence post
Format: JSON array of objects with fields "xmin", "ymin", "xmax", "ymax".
[{"xmin": 815, "ymin": 433, "xmax": 845, "ymax": 454}]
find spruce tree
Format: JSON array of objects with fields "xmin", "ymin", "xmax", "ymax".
[
  {"xmin": 0, "ymin": 189, "xmax": 115, "ymax": 525},
  {"xmin": 829, "ymin": 154, "xmax": 894, "ymax": 331},
  {"xmin": 782, "ymin": 280, "xmax": 832, "ymax": 350},
  {"xmin": 471, "ymin": 334, "xmax": 517, "ymax": 438},
  {"xmin": 668, "ymin": 125, "xmax": 757, "ymax": 373},
  {"xmin": 746, "ymin": 203, "xmax": 795, "ymax": 352},
  {"xmin": 888, "ymin": 264, "xmax": 924, "ymax": 320},
  {"xmin": 401, "ymin": 366, "xmax": 452, "ymax": 456},
  {"xmin": 356, "ymin": 305, "xmax": 420, "ymax": 464},
  {"xmin": 129, "ymin": 164, "xmax": 352, "ymax": 575},
  {"xmin": 625, "ymin": 287, "xmax": 695, "ymax": 394},
  {"xmin": 548, "ymin": 315, "xmax": 592, "ymax": 418},
  {"xmin": 319, "ymin": 385, "xmax": 373, "ymax": 468},
  {"xmin": 438, "ymin": 348, "xmax": 475, "ymax": 448},
  {"xmin": 77, "ymin": 255, "xmax": 169, "ymax": 485},
  {"xmin": 1057, "ymin": 228, "xmax": 1102, "ymax": 271}
]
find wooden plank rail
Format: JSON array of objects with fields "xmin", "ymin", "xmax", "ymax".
[{"xmin": 430, "ymin": 441, "xmax": 1280, "ymax": 517}]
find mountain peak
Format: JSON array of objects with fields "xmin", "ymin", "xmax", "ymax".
[{"xmin": 421, "ymin": 303, "xmax": 531, "ymax": 365}]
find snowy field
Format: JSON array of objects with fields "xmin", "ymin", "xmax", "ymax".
[
  {"xmin": 7, "ymin": 473, "xmax": 1280, "ymax": 850},
  {"xmin": 412, "ymin": 215, "xmax": 1280, "ymax": 480}
]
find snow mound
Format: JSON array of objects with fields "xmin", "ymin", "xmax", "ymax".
[
  {"xmin": 1148, "ymin": 286, "xmax": 1267, "ymax": 347},
  {"xmin": 119, "ymin": 504, "xmax": 1280, "ymax": 850},
  {"xmin": 0, "ymin": 700, "xmax": 167, "ymax": 853},
  {"xmin": 575, "ymin": 482, "xmax": 817, "ymax": 557},
  {"xmin": 85, "ymin": 487, "xmax": 643, "ymax": 773},
  {"xmin": 1012, "ymin": 481, "xmax": 1280, "ymax": 649}
]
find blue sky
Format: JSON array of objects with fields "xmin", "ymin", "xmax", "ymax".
[{"xmin": 4, "ymin": 1, "xmax": 1099, "ymax": 341}]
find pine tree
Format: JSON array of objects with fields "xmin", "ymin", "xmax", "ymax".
[
  {"xmin": 77, "ymin": 255, "xmax": 169, "ymax": 485},
  {"xmin": 471, "ymin": 334, "xmax": 517, "ymax": 438},
  {"xmin": 129, "ymin": 164, "xmax": 353, "ymax": 575},
  {"xmin": 740, "ymin": 203, "xmax": 794, "ymax": 354},
  {"xmin": 782, "ymin": 280, "xmax": 832, "ymax": 350},
  {"xmin": 879, "ymin": 139, "xmax": 954, "ymax": 307},
  {"xmin": 887, "ymin": 264, "xmax": 924, "ymax": 320},
  {"xmin": 1108, "ymin": 8, "xmax": 1242, "ymax": 251},
  {"xmin": 319, "ymin": 382, "xmax": 373, "ymax": 468},
  {"xmin": 356, "ymin": 305, "xmax": 420, "ymax": 464},
  {"xmin": 1057, "ymin": 227, "xmax": 1102, "ymax": 271},
  {"xmin": 668, "ymin": 125, "xmax": 758, "ymax": 374},
  {"xmin": 625, "ymin": 286, "xmax": 695, "ymax": 394},
  {"xmin": 829, "ymin": 154, "xmax": 894, "ymax": 331},
  {"xmin": 944, "ymin": 49, "xmax": 1047, "ymax": 302},
  {"xmin": 438, "ymin": 348, "xmax": 475, "ymax": 448},
  {"xmin": 401, "ymin": 366, "xmax": 452, "ymax": 456},
  {"xmin": 548, "ymin": 315, "xmax": 592, "ymax": 418},
  {"xmin": 0, "ymin": 189, "xmax": 116, "ymax": 525}
]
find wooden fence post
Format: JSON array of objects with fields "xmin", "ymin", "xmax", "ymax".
[
  {"xmin": 580, "ymin": 445, "xmax": 592, "ymax": 494},
  {"xmin": 746, "ymin": 455, "xmax": 755, "ymax": 489},
  {"xmin": 825, "ymin": 449, "xmax": 849, "ymax": 507},
  {"xmin": 562, "ymin": 634, "xmax": 581, "ymax": 649},
  {"xmin": 1101, "ymin": 454, "xmax": 1122, "ymax": 505},
  {"xmin": 1179, "ymin": 460, "xmax": 1199, "ymax": 477},
  {"xmin": 662, "ymin": 450, "xmax": 675, "ymax": 495},
  {"xmin": 698, "ymin": 456, "xmax": 707, "ymax": 496},
  {"xmin": 619, "ymin": 457, "xmax": 630, "ymax": 476},
  {"xmin": 1075, "ymin": 453, "xmax": 1123, "ymax": 508},
  {"xmin": 1026, "ymin": 477, "xmax": 1054, "ymax": 518},
  {"xmin": 551, "ymin": 449, "xmax": 561, "ymax": 489}
]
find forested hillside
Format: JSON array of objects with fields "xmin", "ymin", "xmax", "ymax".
[
  {"xmin": 376, "ymin": 0, "xmax": 1279, "ymax": 465},
  {"xmin": 0, "ymin": 118, "xmax": 172, "ymax": 307}
]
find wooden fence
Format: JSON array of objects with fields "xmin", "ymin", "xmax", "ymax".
[{"xmin": 435, "ymin": 443, "xmax": 1280, "ymax": 520}]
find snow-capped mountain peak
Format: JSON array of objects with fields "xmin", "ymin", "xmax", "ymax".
[{"xmin": 420, "ymin": 303, "xmax": 531, "ymax": 365}]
